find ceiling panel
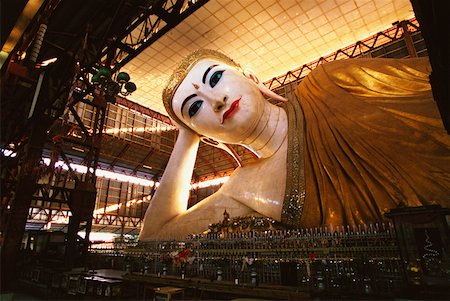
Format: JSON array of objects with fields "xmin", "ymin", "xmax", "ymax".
[{"xmin": 121, "ymin": 0, "xmax": 414, "ymax": 115}]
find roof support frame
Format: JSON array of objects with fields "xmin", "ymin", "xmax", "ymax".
[
  {"xmin": 264, "ymin": 19, "xmax": 421, "ymax": 90},
  {"xmin": 99, "ymin": 0, "xmax": 209, "ymax": 72}
]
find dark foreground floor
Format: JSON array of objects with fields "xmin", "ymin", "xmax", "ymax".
[{"xmin": 3, "ymin": 291, "xmax": 450, "ymax": 301}]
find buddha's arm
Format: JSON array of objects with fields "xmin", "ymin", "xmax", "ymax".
[
  {"xmin": 144, "ymin": 192, "xmax": 257, "ymax": 240},
  {"xmin": 139, "ymin": 166, "xmax": 258, "ymax": 239},
  {"xmin": 139, "ymin": 128, "xmax": 200, "ymax": 240}
]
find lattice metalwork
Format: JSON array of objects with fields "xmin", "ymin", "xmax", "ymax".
[
  {"xmin": 27, "ymin": 167, "xmax": 151, "ymax": 231},
  {"xmin": 55, "ymin": 90, "xmax": 176, "ymax": 179},
  {"xmin": 100, "ymin": 0, "xmax": 209, "ymax": 72},
  {"xmin": 264, "ymin": 18, "xmax": 423, "ymax": 92}
]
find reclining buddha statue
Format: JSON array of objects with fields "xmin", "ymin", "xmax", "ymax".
[{"xmin": 139, "ymin": 49, "xmax": 450, "ymax": 240}]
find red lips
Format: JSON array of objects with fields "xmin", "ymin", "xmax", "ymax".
[{"xmin": 222, "ymin": 97, "xmax": 241, "ymax": 124}]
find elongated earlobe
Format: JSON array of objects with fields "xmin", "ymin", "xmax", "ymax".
[{"xmin": 243, "ymin": 68, "xmax": 287, "ymax": 102}]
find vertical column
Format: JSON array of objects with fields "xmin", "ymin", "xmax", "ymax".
[
  {"xmin": 1, "ymin": 123, "xmax": 47, "ymax": 289},
  {"xmin": 399, "ymin": 20, "xmax": 417, "ymax": 58}
]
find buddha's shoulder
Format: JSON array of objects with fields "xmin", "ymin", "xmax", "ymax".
[
  {"xmin": 307, "ymin": 57, "xmax": 431, "ymax": 77},
  {"xmin": 225, "ymin": 152, "xmax": 287, "ymax": 183}
]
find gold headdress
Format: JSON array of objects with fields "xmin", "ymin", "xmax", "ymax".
[{"xmin": 162, "ymin": 49, "xmax": 240, "ymax": 130}]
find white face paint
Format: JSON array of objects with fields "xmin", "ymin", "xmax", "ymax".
[{"xmin": 172, "ymin": 59, "xmax": 266, "ymax": 144}]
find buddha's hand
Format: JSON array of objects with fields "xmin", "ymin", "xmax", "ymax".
[{"xmin": 170, "ymin": 117, "xmax": 202, "ymax": 142}]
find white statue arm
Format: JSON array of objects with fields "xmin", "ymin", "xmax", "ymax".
[
  {"xmin": 138, "ymin": 126, "xmax": 265, "ymax": 240},
  {"xmin": 139, "ymin": 127, "xmax": 200, "ymax": 240}
]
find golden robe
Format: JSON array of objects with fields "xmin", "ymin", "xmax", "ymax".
[{"xmin": 283, "ymin": 57, "xmax": 450, "ymax": 227}]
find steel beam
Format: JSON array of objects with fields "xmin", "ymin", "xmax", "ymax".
[
  {"xmin": 132, "ymin": 147, "xmax": 154, "ymax": 172},
  {"xmin": 110, "ymin": 142, "xmax": 132, "ymax": 168},
  {"xmin": 99, "ymin": 0, "xmax": 209, "ymax": 72},
  {"xmin": 264, "ymin": 19, "xmax": 421, "ymax": 90}
]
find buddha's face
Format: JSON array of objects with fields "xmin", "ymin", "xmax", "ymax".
[{"xmin": 172, "ymin": 59, "xmax": 265, "ymax": 143}]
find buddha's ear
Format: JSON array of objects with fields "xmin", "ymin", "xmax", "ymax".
[{"xmin": 243, "ymin": 68, "xmax": 287, "ymax": 102}]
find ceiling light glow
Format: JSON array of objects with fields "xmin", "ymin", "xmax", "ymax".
[{"xmin": 43, "ymin": 158, "xmax": 156, "ymax": 186}]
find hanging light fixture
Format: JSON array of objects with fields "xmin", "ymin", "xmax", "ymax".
[{"xmin": 91, "ymin": 67, "xmax": 137, "ymax": 103}]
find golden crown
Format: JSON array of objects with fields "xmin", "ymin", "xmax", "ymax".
[{"xmin": 162, "ymin": 49, "xmax": 240, "ymax": 129}]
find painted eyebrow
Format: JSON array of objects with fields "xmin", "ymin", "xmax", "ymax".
[
  {"xmin": 180, "ymin": 93, "xmax": 197, "ymax": 116},
  {"xmin": 202, "ymin": 64, "xmax": 218, "ymax": 84}
]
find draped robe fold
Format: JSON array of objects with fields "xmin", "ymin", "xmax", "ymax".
[{"xmin": 283, "ymin": 57, "xmax": 450, "ymax": 227}]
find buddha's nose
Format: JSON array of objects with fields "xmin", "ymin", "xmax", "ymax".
[{"xmin": 213, "ymin": 96, "xmax": 228, "ymax": 112}]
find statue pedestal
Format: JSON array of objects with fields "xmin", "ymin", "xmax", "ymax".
[{"xmin": 385, "ymin": 205, "xmax": 450, "ymax": 287}]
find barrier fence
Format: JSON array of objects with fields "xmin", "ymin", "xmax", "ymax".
[{"xmin": 90, "ymin": 223, "xmax": 405, "ymax": 294}]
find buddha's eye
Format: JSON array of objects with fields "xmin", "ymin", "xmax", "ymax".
[
  {"xmin": 209, "ymin": 70, "xmax": 224, "ymax": 88},
  {"xmin": 188, "ymin": 100, "xmax": 203, "ymax": 118}
]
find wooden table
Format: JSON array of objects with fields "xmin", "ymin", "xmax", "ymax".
[
  {"xmin": 124, "ymin": 274, "xmax": 310, "ymax": 300},
  {"xmin": 154, "ymin": 286, "xmax": 185, "ymax": 301},
  {"xmin": 83, "ymin": 275, "xmax": 122, "ymax": 297}
]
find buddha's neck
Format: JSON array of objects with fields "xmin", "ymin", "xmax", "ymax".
[{"xmin": 242, "ymin": 103, "xmax": 287, "ymax": 158}]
